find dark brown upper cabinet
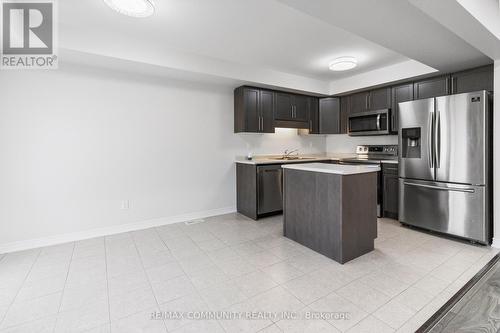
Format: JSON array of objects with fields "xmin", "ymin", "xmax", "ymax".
[
  {"xmin": 391, "ymin": 83, "xmax": 414, "ymax": 133},
  {"xmin": 275, "ymin": 92, "xmax": 310, "ymax": 122},
  {"xmin": 349, "ymin": 91, "xmax": 370, "ymax": 113},
  {"xmin": 369, "ymin": 87, "xmax": 391, "ymax": 110},
  {"xmin": 274, "ymin": 92, "xmax": 294, "ymax": 121},
  {"xmin": 234, "ymin": 87, "xmax": 274, "ymax": 133},
  {"xmin": 339, "ymin": 96, "xmax": 350, "ymax": 134},
  {"xmin": 293, "ymin": 95, "xmax": 310, "ymax": 122},
  {"xmin": 414, "ymin": 75, "xmax": 450, "ymax": 100},
  {"xmin": 308, "ymin": 97, "xmax": 320, "ymax": 134},
  {"xmin": 233, "ymin": 65, "xmax": 493, "ymax": 135},
  {"xmin": 451, "ymin": 65, "xmax": 493, "ymax": 94},
  {"xmin": 318, "ymin": 97, "xmax": 341, "ymax": 134},
  {"xmin": 349, "ymin": 88, "xmax": 391, "ymax": 114}
]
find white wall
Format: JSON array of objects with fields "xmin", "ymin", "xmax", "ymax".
[
  {"xmin": 0, "ymin": 64, "xmax": 325, "ymax": 251},
  {"xmin": 326, "ymin": 134, "xmax": 398, "ymax": 153}
]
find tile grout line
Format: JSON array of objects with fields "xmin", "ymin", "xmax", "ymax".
[
  {"xmin": 56, "ymin": 242, "xmax": 76, "ymax": 313},
  {"xmin": 0, "ymin": 248, "xmax": 42, "ymax": 330},
  {"xmin": 368, "ymin": 254, "xmax": 477, "ymax": 330},
  {"xmin": 393, "ymin": 249, "xmax": 500, "ymax": 330},
  {"xmin": 53, "ymin": 242, "xmax": 76, "ymax": 333},
  {"xmin": 132, "ymin": 229, "xmax": 172, "ymax": 333},
  {"xmin": 154, "ymin": 225, "xmax": 233, "ymax": 333},
  {"xmin": 103, "ymin": 236, "xmax": 112, "ymax": 331},
  {"xmin": 160, "ymin": 225, "xmax": 245, "ymax": 333}
]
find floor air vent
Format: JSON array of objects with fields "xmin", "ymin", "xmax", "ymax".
[{"xmin": 184, "ymin": 218, "xmax": 205, "ymax": 225}]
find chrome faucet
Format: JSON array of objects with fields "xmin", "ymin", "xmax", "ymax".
[{"xmin": 282, "ymin": 149, "xmax": 299, "ymax": 159}]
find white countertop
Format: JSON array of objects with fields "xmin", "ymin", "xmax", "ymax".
[
  {"xmin": 282, "ymin": 162, "xmax": 381, "ymax": 175},
  {"xmin": 235, "ymin": 154, "xmax": 399, "ymax": 165},
  {"xmin": 235, "ymin": 153, "xmax": 358, "ymax": 165}
]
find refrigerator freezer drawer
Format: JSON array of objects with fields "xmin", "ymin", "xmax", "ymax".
[{"xmin": 399, "ymin": 179, "xmax": 488, "ymax": 244}]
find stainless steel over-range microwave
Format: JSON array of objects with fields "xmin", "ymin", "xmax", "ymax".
[{"xmin": 348, "ymin": 109, "xmax": 390, "ymax": 136}]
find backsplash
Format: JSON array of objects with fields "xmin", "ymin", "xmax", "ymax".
[
  {"xmin": 236, "ymin": 128, "xmax": 326, "ymax": 156},
  {"xmin": 326, "ymin": 134, "xmax": 398, "ymax": 153}
]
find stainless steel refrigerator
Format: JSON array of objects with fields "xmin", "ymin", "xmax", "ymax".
[{"xmin": 398, "ymin": 91, "xmax": 491, "ymax": 244}]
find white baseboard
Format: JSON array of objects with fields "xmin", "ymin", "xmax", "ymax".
[
  {"xmin": 0, "ymin": 206, "xmax": 236, "ymax": 254},
  {"xmin": 491, "ymin": 237, "xmax": 500, "ymax": 249}
]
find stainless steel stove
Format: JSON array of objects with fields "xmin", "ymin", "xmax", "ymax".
[
  {"xmin": 341, "ymin": 145, "xmax": 398, "ymax": 164},
  {"xmin": 339, "ymin": 145, "xmax": 398, "ymax": 217}
]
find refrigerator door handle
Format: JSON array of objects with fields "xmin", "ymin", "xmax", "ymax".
[
  {"xmin": 435, "ymin": 110, "xmax": 441, "ymax": 168},
  {"xmin": 403, "ymin": 182, "xmax": 475, "ymax": 193},
  {"xmin": 428, "ymin": 110, "xmax": 434, "ymax": 168}
]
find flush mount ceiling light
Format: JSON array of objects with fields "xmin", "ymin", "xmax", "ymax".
[
  {"xmin": 329, "ymin": 57, "xmax": 358, "ymax": 71},
  {"xmin": 103, "ymin": 0, "xmax": 155, "ymax": 18}
]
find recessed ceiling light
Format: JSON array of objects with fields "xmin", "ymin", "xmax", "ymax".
[
  {"xmin": 103, "ymin": 0, "xmax": 155, "ymax": 18},
  {"xmin": 329, "ymin": 57, "xmax": 358, "ymax": 71}
]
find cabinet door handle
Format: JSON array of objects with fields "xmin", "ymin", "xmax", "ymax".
[
  {"xmin": 260, "ymin": 116, "xmax": 263, "ymax": 131},
  {"xmin": 451, "ymin": 76, "xmax": 456, "ymax": 94},
  {"xmin": 391, "ymin": 109, "xmax": 395, "ymax": 132}
]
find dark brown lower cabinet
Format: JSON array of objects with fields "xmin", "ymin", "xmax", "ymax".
[
  {"xmin": 237, "ymin": 163, "xmax": 283, "ymax": 220},
  {"xmin": 382, "ymin": 163, "xmax": 399, "ymax": 219}
]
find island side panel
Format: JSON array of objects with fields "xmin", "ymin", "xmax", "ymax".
[
  {"xmin": 236, "ymin": 163, "xmax": 257, "ymax": 220},
  {"xmin": 340, "ymin": 173, "xmax": 378, "ymax": 263},
  {"xmin": 283, "ymin": 169, "xmax": 343, "ymax": 262}
]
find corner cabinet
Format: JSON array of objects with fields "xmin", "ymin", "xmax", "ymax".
[
  {"xmin": 234, "ymin": 87, "xmax": 274, "ymax": 133},
  {"xmin": 318, "ymin": 97, "xmax": 341, "ymax": 134},
  {"xmin": 382, "ymin": 163, "xmax": 399, "ymax": 219}
]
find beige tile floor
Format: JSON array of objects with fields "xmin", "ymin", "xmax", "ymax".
[{"xmin": 0, "ymin": 213, "xmax": 497, "ymax": 333}]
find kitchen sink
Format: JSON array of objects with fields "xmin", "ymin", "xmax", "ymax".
[{"xmin": 272, "ymin": 156, "xmax": 316, "ymax": 160}]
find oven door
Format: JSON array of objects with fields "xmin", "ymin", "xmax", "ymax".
[
  {"xmin": 339, "ymin": 160, "xmax": 382, "ymax": 217},
  {"xmin": 349, "ymin": 109, "xmax": 390, "ymax": 136}
]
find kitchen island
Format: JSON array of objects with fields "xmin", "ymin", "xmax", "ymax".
[{"xmin": 282, "ymin": 163, "xmax": 380, "ymax": 264}]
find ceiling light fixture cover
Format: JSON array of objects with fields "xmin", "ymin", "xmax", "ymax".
[
  {"xmin": 103, "ymin": 0, "xmax": 155, "ymax": 18},
  {"xmin": 329, "ymin": 57, "xmax": 358, "ymax": 71}
]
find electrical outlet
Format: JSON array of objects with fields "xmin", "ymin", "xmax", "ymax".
[{"xmin": 120, "ymin": 200, "xmax": 130, "ymax": 210}]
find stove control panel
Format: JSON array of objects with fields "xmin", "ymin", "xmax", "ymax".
[{"xmin": 356, "ymin": 145, "xmax": 398, "ymax": 156}]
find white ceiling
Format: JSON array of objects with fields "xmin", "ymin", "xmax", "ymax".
[
  {"xmin": 277, "ymin": 0, "xmax": 492, "ymax": 72},
  {"xmin": 58, "ymin": 0, "xmax": 495, "ymax": 94}
]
